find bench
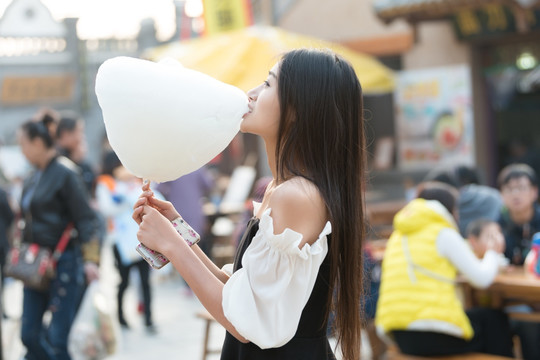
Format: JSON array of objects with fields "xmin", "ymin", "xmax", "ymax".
[{"xmin": 194, "ymin": 313, "xmax": 514, "ymax": 360}]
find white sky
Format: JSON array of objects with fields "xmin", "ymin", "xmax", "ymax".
[{"xmin": 0, "ymin": 0, "xmax": 177, "ymax": 39}]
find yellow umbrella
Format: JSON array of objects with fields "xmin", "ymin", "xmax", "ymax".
[{"xmin": 143, "ymin": 26, "xmax": 394, "ymax": 94}]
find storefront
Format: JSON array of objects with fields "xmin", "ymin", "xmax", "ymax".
[{"xmin": 374, "ymin": 0, "xmax": 540, "ymax": 185}]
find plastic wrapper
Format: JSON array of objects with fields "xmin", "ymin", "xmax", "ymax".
[{"xmin": 68, "ymin": 281, "xmax": 119, "ymax": 360}]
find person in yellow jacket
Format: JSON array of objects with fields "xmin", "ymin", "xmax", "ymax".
[{"xmin": 375, "ymin": 181, "xmax": 514, "ymax": 357}]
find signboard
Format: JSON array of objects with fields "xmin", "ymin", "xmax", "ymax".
[
  {"xmin": 452, "ymin": 4, "xmax": 540, "ymax": 39},
  {"xmin": 395, "ymin": 65, "xmax": 475, "ymax": 170},
  {"xmin": 1, "ymin": 75, "xmax": 74, "ymax": 106},
  {"xmin": 203, "ymin": 0, "xmax": 252, "ymax": 35}
]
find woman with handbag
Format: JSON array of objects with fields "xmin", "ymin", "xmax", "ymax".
[{"xmin": 16, "ymin": 113, "xmax": 100, "ymax": 360}]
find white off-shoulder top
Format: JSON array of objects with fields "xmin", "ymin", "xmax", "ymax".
[{"xmin": 222, "ymin": 206, "xmax": 332, "ymax": 349}]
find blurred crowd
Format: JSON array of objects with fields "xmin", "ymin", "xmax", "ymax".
[{"xmin": 0, "ymin": 107, "xmax": 263, "ymax": 360}]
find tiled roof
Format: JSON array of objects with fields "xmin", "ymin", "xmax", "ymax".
[{"xmin": 373, "ymin": 0, "xmax": 540, "ymax": 21}]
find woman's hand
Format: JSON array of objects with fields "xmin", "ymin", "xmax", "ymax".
[
  {"xmin": 482, "ymin": 225, "xmax": 506, "ymax": 254},
  {"xmin": 133, "ymin": 182, "xmax": 180, "ymax": 224},
  {"xmin": 84, "ymin": 262, "xmax": 100, "ymax": 283},
  {"xmin": 136, "ymin": 205, "xmax": 182, "ymax": 256}
]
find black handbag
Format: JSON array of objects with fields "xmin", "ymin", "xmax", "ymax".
[{"xmin": 4, "ymin": 223, "xmax": 74, "ymax": 291}]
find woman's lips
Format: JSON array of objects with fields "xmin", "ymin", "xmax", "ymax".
[{"xmin": 243, "ymin": 106, "xmax": 253, "ymax": 118}]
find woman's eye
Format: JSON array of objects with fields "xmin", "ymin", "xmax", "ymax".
[{"xmin": 263, "ymin": 80, "xmax": 270, "ymax": 87}]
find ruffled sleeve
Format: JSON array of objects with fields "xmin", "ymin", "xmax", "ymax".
[{"xmin": 222, "ymin": 208, "xmax": 331, "ymax": 349}]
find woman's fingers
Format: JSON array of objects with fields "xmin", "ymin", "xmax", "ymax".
[
  {"xmin": 133, "ymin": 197, "xmax": 147, "ymax": 209},
  {"xmin": 141, "ymin": 190, "xmax": 154, "ymax": 198},
  {"xmin": 142, "ymin": 180, "xmax": 150, "ymax": 192},
  {"xmin": 147, "ymin": 195, "xmax": 170, "ymax": 209},
  {"xmin": 133, "ymin": 205, "xmax": 144, "ymax": 224},
  {"xmin": 133, "ymin": 190, "xmax": 154, "ymax": 207},
  {"xmin": 147, "ymin": 197, "xmax": 180, "ymax": 220}
]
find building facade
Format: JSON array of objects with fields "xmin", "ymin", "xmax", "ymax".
[
  {"xmin": 0, "ymin": 0, "xmax": 165, "ymax": 176},
  {"xmin": 373, "ymin": 0, "xmax": 540, "ymax": 185}
]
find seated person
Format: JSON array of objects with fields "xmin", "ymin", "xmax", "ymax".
[
  {"xmin": 497, "ymin": 163, "xmax": 540, "ymax": 360},
  {"xmin": 497, "ymin": 163, "xmax": 540, "ymax": 266},
  {"xmin": 424, "ymin": 165, "xmax": 503, "ymax": 236},
  {"xmin": 375, "ymin": 181, "xmax": 513, "ymax": 357},
  {"xmin": 466, "ymin": 218, "xmax": 505, "ymax": 259}
]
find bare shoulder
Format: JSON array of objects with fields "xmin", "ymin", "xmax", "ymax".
[
  {"xmin": 267, "ymin": 177, "xmax": 328, "ymax": 246},
  {"xmin": 269, "ymin": 177, "xmax": 323, "ymax": 208}
]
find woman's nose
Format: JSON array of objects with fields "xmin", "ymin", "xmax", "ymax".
[{"xmin": 247, "ymin": 86, "xmax": 260, "ymax": 101}]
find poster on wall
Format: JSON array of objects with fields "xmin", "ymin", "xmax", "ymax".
[{"xmin": 395, "ymin": 65, "xmax": 475, "ymax": 171}]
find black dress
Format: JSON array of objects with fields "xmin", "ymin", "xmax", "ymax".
[{"xmin": 220, "ymin": 217, "xmax": 336, "ymax": 360}]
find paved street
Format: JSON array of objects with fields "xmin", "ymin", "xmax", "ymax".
[
  {"xmin": 2, "ymin": 275, "xmax": 225, "ymax": 360},
  {"xmin": 1, "ymin": 239, "xmax": 361, "ymax": 360},
  {"xmin": 1, "ymin": 238, "xmax": 226, "ymax": 360}
]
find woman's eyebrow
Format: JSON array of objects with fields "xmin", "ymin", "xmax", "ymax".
[{"xmin": 269, "ymin": 71, "xmax": 277, "ymax": 79}]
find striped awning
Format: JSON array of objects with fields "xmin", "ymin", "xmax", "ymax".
[{"xmin": 374, "ymin": 0, "xmax": 540, "ymax": 22}]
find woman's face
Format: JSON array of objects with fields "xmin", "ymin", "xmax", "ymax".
[
  {"xmin": 241, "ymin": 62, "xmax": 281, "ymax": 142},
  {"xmin": 59, "ymin": 121, "xmax": 84, "ymax": 151},
  {"xmin": 17, "ymin": 130, "xmax": 44, "ymax": 166}
]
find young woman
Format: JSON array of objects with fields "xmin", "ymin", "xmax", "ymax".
[
  {"xmin": 17, "ymin": 114, "xmax": 100, "ymax": 360},
  {"xmin": 133, "ymin": 48, "xmax": 365, "ymax": 360}
]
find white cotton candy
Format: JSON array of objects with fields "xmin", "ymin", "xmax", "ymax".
[{"xmin": 95, "ymin": 56, "xmax": 248, "ymax": 182}]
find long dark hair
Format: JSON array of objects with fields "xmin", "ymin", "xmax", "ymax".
[{"xmin": 276, "ymin": 48, "xmax": 365, "ymax": 360}]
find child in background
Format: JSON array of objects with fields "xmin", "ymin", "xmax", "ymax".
[
  {"xmin": 96, "ymin": 151, "xmax": 160, "ymax": 333},
  {"xmin": 466, "ymin": 218, "xmax": 506, "ymax": 259}
]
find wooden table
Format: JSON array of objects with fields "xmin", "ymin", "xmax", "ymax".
[
  {"xmin": 489, "ymin": 269, "xmax": 540, "ymax": 304},
  {"xmin": 461, "ymin": 267, "xmax": 540, "ymax": 321}
]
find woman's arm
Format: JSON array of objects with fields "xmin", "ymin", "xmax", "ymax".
[
  {"xmin": 437, "ymin": 228, "xmax": 500, "ymax": 289},
  {"xmin": 61, "ymin": 170, "xmax": 97, "ymax": 244},
  {"xmin": 61, "ymin": 169, "xmax": 100, "ymax": 280},
  {"xmin": 191, "ymin": 245, "xmax": 230, "ymax": 283},
  {"xmin": 133, "ymin": 187, "xmax": 230, "ymax": 283},
  {"xmin": 135, "ymin": 204, "xmax": 247, "ymax": 342}
]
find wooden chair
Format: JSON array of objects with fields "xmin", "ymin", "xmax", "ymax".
[{"xmin": 196, "ymin": 310, "xmax": 221, "ymax": 360}]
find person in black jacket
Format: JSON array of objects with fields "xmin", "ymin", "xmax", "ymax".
[
  {"xmin": 17, "ymin": 114, "xmax": 99, "ymax": 360},
  {"xmin": 497, "ymin": 163, "xmax": 540, "ymax": 360},
  {"xmin": 55, "ymin": 113, "xmax": 105, "ymax": 310},
  {"xmin": 55, "ymin": 115, "xmax": 96, "ymax": 197}
]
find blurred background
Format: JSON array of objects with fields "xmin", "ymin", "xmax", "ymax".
[
  {"xmin": 0, "ymin": 0, "xmax": 538, "ymax": 200},
  {"xmin": 0, "ymin": 0, "xmax": 539, "ymax": 359}
]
